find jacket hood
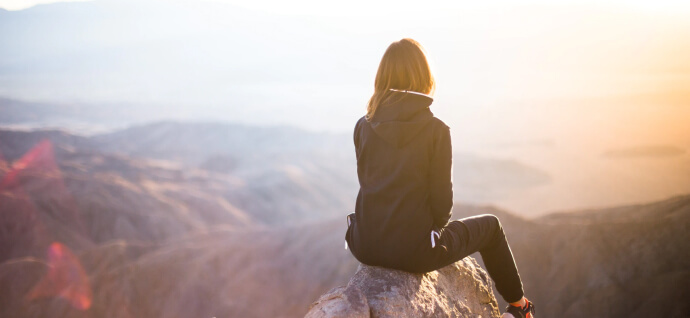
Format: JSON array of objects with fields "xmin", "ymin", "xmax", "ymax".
[{"xmin": 368, "ymin": 90, "xmax": 434, "ymax": 148}]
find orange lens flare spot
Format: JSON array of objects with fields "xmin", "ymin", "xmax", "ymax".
[{"xmin": 27, "ymin": 242, "xmax": 93, "ymax": 310}]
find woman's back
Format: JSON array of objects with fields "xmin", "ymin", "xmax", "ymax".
[{"xmin": 346, "ymin": 90, "xmax": 453, "ymax": 273}]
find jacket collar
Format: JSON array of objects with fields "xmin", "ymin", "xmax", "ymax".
[
  {"xmin": 367, "ymin": 90, "xmax": 435, "ymax": 148},
  {"xmin": 370, "ymin": 90, "xmax": 434, "ymax": 122}
]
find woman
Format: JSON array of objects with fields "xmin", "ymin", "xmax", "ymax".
[{"xmin": 345, "ymin": 38, "xmax": 536, "ymax": 318}]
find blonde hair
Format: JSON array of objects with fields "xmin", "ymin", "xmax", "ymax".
[{"xmin": 366, "ymin": 38, "xmax": 436, "ymax": 121}]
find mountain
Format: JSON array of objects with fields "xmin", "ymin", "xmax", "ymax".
[
  {"xmin": 2, "ymin": 194, "xmax": 687, "ymax": 317},
  {"xmin": 94, "ymin": 121, "xmax": 551, "ymax": 209},
  {"xmin": 1, "ymin": 123, "xmax": 552, "ymax": 224},
  {"xmin": 0, "ymin": 218, "xmax": 358, "ymax": 318},
  {"xmin": 0, "ymin": 129, "xmax": 358, "ymax": 317},
  {"xmin": 0, "ymin": 96, "xmax": 161, "ymax": 133},
  {"xmin": 93, "ymin": 121, "xmax": 352, "ymax": 164},
  {"xmin": 0, "ymin": 129, "xmax": 262, "ymax": 260},
  {"xmin": 1, "ymin": 125, "xmax": 687, "ymax": 317},
  {"xmin": 452, "ymin": 195, "xmax": 690, "ymax": 318},
  {"xmin": 0, "ymin": 126, "xmax": 357, "ymax": 227}
]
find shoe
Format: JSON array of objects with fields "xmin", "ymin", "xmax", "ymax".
[{"xmin": 502, "ymin": 298, "xmax": 535, "ymax": 318}]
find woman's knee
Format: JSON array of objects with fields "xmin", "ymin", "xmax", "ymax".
[
  {"xmin": 481, "ymin": 214, "xmax": 504, "ymax": 234},
  {"xmin": 477, "ymin": 213, "xmax": 499, "ymax": 224}
]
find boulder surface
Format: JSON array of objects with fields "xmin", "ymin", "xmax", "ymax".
[{"xmin": 305, "ymin": 257, "xmax": 501, "ymax": 318}]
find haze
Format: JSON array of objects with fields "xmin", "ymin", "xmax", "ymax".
[{"xmin": 1, "ymin": 0, "xmax": 688, "ymax": 214}]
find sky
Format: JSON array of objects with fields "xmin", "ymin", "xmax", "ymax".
[
  {"xmin": 3, "ymin": 0, "xmax": 690, "ymax": 14},
  {"xmin": 1, "ymin": 0, "xmax": 688, "ymax": 213},
  {"xmin": 1, "ymin": 0, "xmax": 689, "ymax": 137}
]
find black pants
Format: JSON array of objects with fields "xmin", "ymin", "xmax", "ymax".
[{"xmin": 438, "ymin": 214, "xmax": 525, "ymax": 303}]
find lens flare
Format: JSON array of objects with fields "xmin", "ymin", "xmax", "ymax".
[
  {"xmin": 1, "ymin": 139, "xmax": 59, "ymax": 189},
  {"xmin": 0, "ymin": 140, "xmax": 93, "ymax": 309},
  {"xmin": 26, "ymin": 242, "xmax": 93, "ymax": 310},
  {"xmin": 0, "ymin": 139, "xmax": 86, "ymax": 237}
]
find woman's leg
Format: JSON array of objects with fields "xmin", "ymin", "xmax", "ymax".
[{"xmin": 440, "ymin": 214, "xmax": 525, "ymax": 303}]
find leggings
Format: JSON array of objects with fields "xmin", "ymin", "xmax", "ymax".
[{"xmin": 438, "ymin": 214, "xmax": 525, "ymax": 303}]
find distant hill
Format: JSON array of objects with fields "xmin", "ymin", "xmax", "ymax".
[
  {"xmin": 0, "ymin": 133, "xmax": 255, "ymax": 263},
  {"xmin": 95, "ymin": 121, "xmax": 551, "ymax": 206},
  {"xmin": 0, "ymin": 125, "xmax": 687, "ymax": 316},
  {"xmin": 0, "ymin": 96, "xmax": 160, "ymax": 132},
  {"xmin": 0, "ymin": 123, "xmax": 553, "ymax": 225},
  {"xmin": 2, "ymin": 188, "xmax": 687, "ymax": 317},
  {"xmin": 93, "ymin": 121, "xmax": 352, "ymax": 165},
  {"xmin": 602, "ymin": 145, "xmax": 687, "ymax": 158},
  {"xmin": 0, "ymin": 126, "xmax": 357, "ymax": 227},
  {"xmin": 453, "ymin": 195, "xmax": 690, "ymax": 318}
]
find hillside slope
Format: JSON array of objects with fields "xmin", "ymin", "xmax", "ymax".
[{"xmin": 453, "ymin": 195, "xmax": 690, "ymax": 318}]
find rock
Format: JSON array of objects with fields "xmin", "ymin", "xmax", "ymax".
[{"xmin": 306, "ymin": 257, "xmax": 500, "ymax": 318}]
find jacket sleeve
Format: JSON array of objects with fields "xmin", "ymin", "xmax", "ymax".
[
  {"xmin": 429, "ymin": 124, "xmax": 454, "ymax": 228},
  {"xmin": 354, "ymin": 117, "xmax": 363, "ymax": 157}
]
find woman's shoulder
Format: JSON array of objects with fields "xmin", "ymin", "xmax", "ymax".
[
  {"xmin": 429, "ymin": 116, "xmax": 450, "ymax": 131},
  {"xmin": 354, "ymin": 116, "xmax": 367, "ymax": 134}
]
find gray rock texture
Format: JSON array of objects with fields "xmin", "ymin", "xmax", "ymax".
[{"xmin": 305, "ymin": 257, "xmax": 500, "ymax": 318}]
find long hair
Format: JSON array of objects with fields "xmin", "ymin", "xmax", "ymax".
[{"xmin": 365, "ymin": 38, "xmax": 436, "ymax": 121}]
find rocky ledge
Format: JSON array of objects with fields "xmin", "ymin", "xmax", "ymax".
[{"xmin": 305, "ymin": 257, "xmax": 500, "ymax": 318}]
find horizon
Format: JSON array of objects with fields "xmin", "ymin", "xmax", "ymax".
[
  {"xmin": 1, "ymin": 0, "xmax": 689, "ymax": 215},
  {"xmin": 2, "ymin": 0, "xmax": 689, "ymax": 131}
]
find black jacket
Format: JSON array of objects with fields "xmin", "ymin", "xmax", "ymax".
[{"xmin": 345, "ymin": 90, "xmax": 453, "ymax": 273}]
